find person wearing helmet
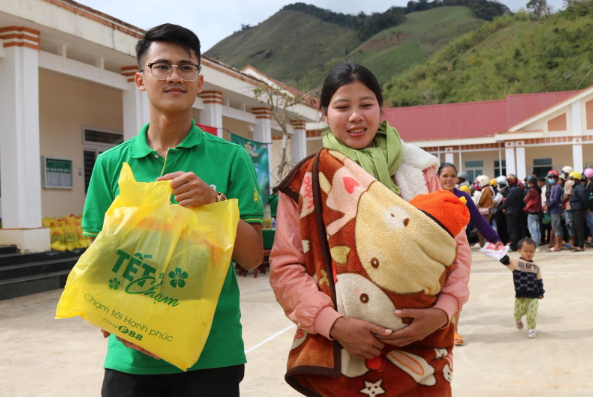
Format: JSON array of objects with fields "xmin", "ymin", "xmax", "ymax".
[
  {"xmin": 537, "ymin": 177, "xmax": 551, "ymax": 246},
  {"xmin": 496, "ymin": 175, "xmax": 507, "ymax": 187},
  {"xmin": 493, "ymin": 175, "xmax": 509, "ymax": 243},
  {"xmin": 585, "ymin": 168, "xmax": 593, "ymax": 247},
  {"xmin": 457, "ymin": 171, "xmax": 470, "ymax": 188},
  {"xmin": 562, "ymin": 165, "xmax": 574, "ymax": 179},
  {"xmin": 437, "ymin": 163, "xmax": 502, "ymax": 347},
  {"xmin": 569, "ymin": 172, "xmax": 588, "ymax": 251},
  {"xmin": 498, "ymin": 174, "xmax": 525, "ymax": 251},
  {"xmin": 563, "ymin": 171, "xmax": 577, "ymax": 249},
  {"xmin": 524, "ymin": 175, "xmax": 542, "ymax": 248},
  {"xmin": 546, "ymin": 170, "xmax": 564, "ymax": 252},
  {"xmin": 474, "ymin": 175, "xmax": 496, "ymax": 247}
]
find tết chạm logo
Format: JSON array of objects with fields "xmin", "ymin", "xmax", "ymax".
[{"xmin": 109, "ymin": 250, "xmax": 189, "ymax": 307}]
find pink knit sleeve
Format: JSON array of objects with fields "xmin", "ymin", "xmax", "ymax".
[
  {"xmin": 269, "ymin": 193, "xmax": 342, "ymax": 339},
  {"xmin": 424, "ymin": 167, "xmax": 442, "ymax": 192},
  {"xmin": 424, "ymin": 168, "xmax": 471, "ymax": 322}
]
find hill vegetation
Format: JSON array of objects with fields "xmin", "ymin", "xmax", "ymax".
[
  {"xmin": 206, "ymin": 4, "xmax": 492, "ymax": 89},
  {"xmin": 384, "ymin": 0, "xmax": 593, "ymax": 106},
  {"xmin": 298, "ymin": 7, "xmax": 485, "ymax": 90}
]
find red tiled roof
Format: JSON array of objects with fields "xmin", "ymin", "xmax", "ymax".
[
  {"xmin": 505, "ymin": 90, "xmax": 579, "ymax": 128},
  {"xmin": 382, "ymin": 90, "xmax": 583, "ymax": 141}
]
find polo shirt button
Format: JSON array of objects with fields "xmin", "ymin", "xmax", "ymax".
[{"xmin": 154, "ymin": 154, "xmax": 159, "ymax": 159}]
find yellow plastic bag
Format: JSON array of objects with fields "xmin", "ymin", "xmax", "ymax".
[
  {"xmin": 56, "ymin": 163, "xmax": 239, "ymax": 370},
  {"xmin": 62, "ymin": 217, "xmax": 79, "ymax": 251},
  {"xmin": 50, "ymin": 219, "xmax": 67, "ymax": 252}
]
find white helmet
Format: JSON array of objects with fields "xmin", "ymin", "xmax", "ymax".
[
  {"xmin": 562, "ymin": 166, "xmax": 574, "ymax": 174},
  {"xmin": 496, "ymin": 175, "xmax": 507, "ymax": 185},
  {"xmin": 475, "ymin": 175, "xmax": 490, "ymax": 188}
]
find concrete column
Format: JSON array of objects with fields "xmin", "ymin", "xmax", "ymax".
[
  {"xmin": 572, "ymin": 102, "xmax": 584, "ymax": 172},
  {"xmin": 573, "ymin": 137, "xmax": 583, "ymax": 173},
  {"xmin": 504, "ymin": 141, "xmax": 516, "ymax": 176},
  {"xmin": 252, "ymin": 107, "xmax": 273, "ymax": 191},
  {"xmin": 121, "ymin": 66, "xmax": 150, "ymax": 141},
  {"xmin": 445, "ymin": 147, "xmax": 454, "ymax": 164},
  {"xmin": 515, "ymin": 141, "xmax": 526, "ymax": 180},
  {"xmin": 0, "ymin": 26, "xmax": 50, "ymax": 252},
  {"xmin": 252, "ymin": 107, "xmax": 273, "ymax": 143},
  {"xmin": 290, "ymin": 120, "xmax": 307, "ymax": 165},
  {"xmin": 199, "ymin": 91, "xmax": 223, "ymax": 138}
]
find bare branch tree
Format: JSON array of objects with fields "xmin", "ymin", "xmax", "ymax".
[{"xmin": 253, "ymin": 84, "xmax": 315, "ymax": 184}]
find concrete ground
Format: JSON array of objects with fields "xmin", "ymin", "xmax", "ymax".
[{"xmin": 1, "ymin": 249, "xmax": 592, "ymax": 397}]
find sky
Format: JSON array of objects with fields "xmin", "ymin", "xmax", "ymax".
[{"xmin": 77, "ymin": 0, "xmax": 566, "ymax": 52}]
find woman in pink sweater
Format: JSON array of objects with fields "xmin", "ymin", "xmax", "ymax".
[{"xmin": 269, "ymin": 61, "xmax": 471, "ymax": 396}]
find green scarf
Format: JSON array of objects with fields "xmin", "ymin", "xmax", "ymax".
[{"xmin": 322, "ymin": 121, "xmax": 403, "ymax": 195}]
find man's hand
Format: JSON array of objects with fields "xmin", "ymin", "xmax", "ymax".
[
  {"xmin": 100, "ymin": 329, "xmax": 160, "ymax": 360},
  {"xmin": 157, "ymin": 171, "xmax": 217, "ymax": 208},
  {"xmin": 494, "ymin": 241, "xmax": 504, "ymax": 250},
  {"xmin": 377, "ymin": 308, "xmax": 447, "ymax": 347},
  {"xmin": 329, "ymin": 317, "xmax": 391, "ymax": 360}
]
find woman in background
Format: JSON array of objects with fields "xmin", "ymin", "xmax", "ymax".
[{"xmin": 438, "ymin": 163, "xmax": 503, "ymax": 346}]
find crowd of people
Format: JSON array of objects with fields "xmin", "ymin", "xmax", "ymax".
[{"xmin": 452, "ymin": 166, "xmax": 593, "ymax": 253}]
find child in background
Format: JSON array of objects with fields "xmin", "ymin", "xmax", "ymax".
[{"xmin": 499, "ymin": 237, "xmax": 544, "ymax": 338}]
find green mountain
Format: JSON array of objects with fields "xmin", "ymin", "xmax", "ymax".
[
  {"xmin": 385, "ymin": 1, "xmax": 593, "ymax": 106},
  {"xmin": 300, "ymin": 6, "xmax": 485, "ymax": 90},
  {"xmin": 206, "ymin": 6, "xmax": 486, "ymax": 90}
]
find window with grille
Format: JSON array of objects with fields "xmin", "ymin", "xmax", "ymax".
[
  {"xmin": 533, "ymin": 158, "xmax": 553, "ymax": 177},
  {"xmin": 83, "ymin": 127, "xmax": 123, "ymax": 193},
  {"xmin": 494, "ymin": 160, "xmax": 507, "ymax": 178},
  {"xmin": 465, "ymin": 160, "xmax": 484, "ymax": 183}
]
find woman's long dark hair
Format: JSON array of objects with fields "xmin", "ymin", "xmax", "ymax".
[
  {"xmin": 437, "ymin": 162, "xmax": 457, "ymax": 176},
  {"xmin": 319, "ymin": 61, "xmax": 383, "ymax": 114}
]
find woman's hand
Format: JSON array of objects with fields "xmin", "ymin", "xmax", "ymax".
[
  {"xmin": 494, "ymin": 241, "xmax": 504, "ymax": 250},
  {"xmin": 377, "ymin": 308, "xmax": 447, "ymax": 347},
  {"xmin": 329, "ymin": 317, "xmax": 392, "ymax": 360}
]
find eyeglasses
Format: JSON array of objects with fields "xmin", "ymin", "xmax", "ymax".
[{"xmin": 144, "ymin": 62, "xmax": 202, "ymax": 81}]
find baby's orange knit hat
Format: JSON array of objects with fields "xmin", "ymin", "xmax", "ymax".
[{"xmin": 409, "ymin": 190, "xmax": 470, "ymax": 237}]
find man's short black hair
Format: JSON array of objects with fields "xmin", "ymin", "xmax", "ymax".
[
  {"xmin": 518, "ymin": 237, "xmax": 536, "ymax": 250},
  {"xmin": 136, "ymin": 23, "xmax": 201, "ymax": 68},
  {"xmin": 537, "ymin": 176, "xmax": 546, "ymax": 182}
]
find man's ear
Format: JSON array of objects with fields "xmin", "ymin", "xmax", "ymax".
[
  {"xmin": 135, "ymin": 71, "xmax": 146, "ymax": 92},
  {"xmin": 197, "ymin": 74, "xmax": 204, "ymax": 94}
]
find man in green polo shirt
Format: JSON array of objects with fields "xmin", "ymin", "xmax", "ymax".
[{"xmin": 82, "ymin": 23, "xmax": 264, "ymax": 397}]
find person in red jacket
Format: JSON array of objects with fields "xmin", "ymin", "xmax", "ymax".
[{"xmin": 524, "ymin": 176, "xmax": 542, "ymax": 248}]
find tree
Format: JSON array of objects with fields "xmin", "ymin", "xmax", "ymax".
[
  {"xmin": 253, "ymin": 83, "xmax": 315, "ymax": 184},
  {"xmin": 527, "ymin": 0, "xmax": 552, "ymax": 18}
]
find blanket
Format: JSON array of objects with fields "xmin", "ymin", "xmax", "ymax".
[{"xmin": 278, "ymin": 149, "xmax": 469, "ymax": 397}]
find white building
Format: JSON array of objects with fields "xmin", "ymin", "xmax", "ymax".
[{"xmin": 0, "ymin": 0, "xmax": 320, "ymax": 252}]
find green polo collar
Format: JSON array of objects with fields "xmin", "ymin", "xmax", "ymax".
[{"xmin": 130, "ymin": 120, "xmax": 204, "ymax": 158}]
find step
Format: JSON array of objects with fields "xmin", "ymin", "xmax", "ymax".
[
  {"xmin": 0, "ymin": 245, "xmax": 18, "ymax": 255},
  {"xmin": 0, "ymin": 257, "xmax": 78, "ymax": 281},
  {"xmin": 0, "ymin": 270, "xmax": 70, "ymax": 301},
  {"xmin": 0, "ymin": 249, "xmax": 85, "ymax": 267}
]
